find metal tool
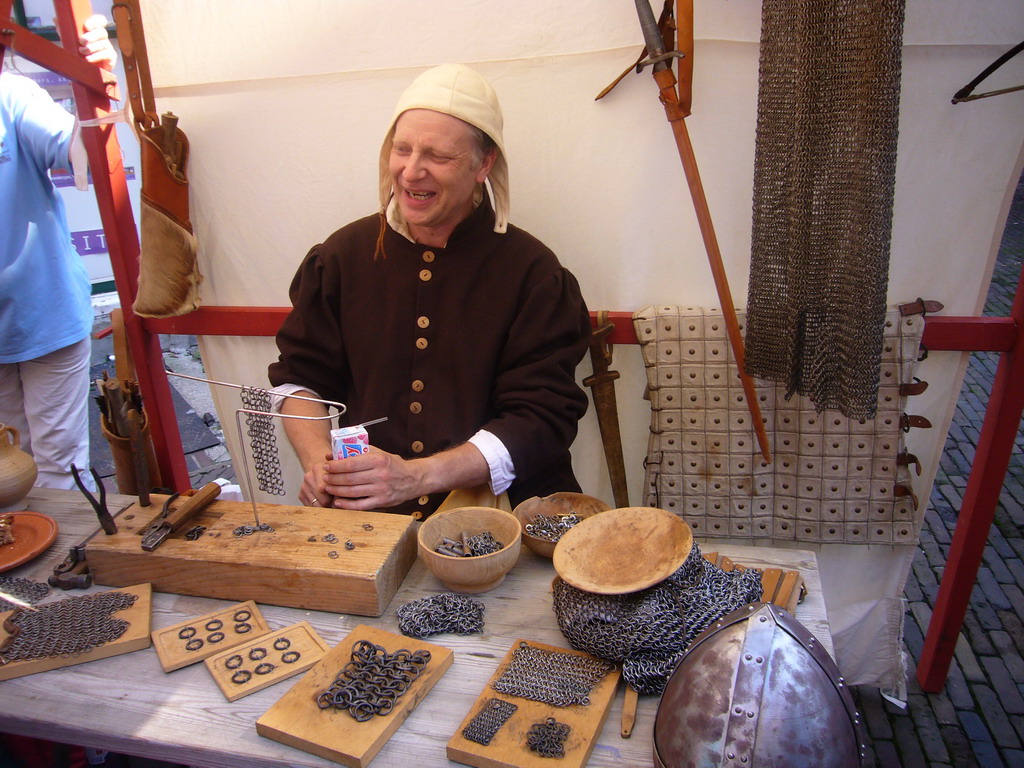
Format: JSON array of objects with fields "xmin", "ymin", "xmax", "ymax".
[
  {"xmin": 139, "ymin": 482, "xmax": 222, "ymax": 551},
  {"xmin": 583, "ymin": 311, "xmax": 629, "ymax": 508},
  {"xmin": 49, "ymin": 544, "xmax": 93, "ymax": 590},
  {"xmin": 70, "ymin": 463, "xmax": 117, "ymax": 535}
]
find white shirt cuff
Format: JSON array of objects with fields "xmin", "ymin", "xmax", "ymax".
[
  {"xmin": 269, "ymin": 383, "xmax": 322, "ymax": 413},
  {"xmin": 468, "ymin": 429, "xmax": 515, "ymax": 495}
]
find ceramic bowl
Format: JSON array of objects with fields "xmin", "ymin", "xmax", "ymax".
[
  {"xmin": 417, "ymin": 506, "xmax": 522, "ymax": 593},
  {"xmin": 512, "ymin": 492, "xmax": 612, "ymax": 558}
]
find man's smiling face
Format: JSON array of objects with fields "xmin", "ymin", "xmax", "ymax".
[{"xmin": 389, "ymin": 109, "xmax": 496, "ymax": 247}]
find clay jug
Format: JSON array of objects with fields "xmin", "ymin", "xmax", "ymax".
[{"xmin": 0, "ymin": 424, "xmax": 37, "ymax": 507}]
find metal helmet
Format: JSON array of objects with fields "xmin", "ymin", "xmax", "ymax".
[{"xmin": 653, "ymin": 602, "xmax": 867, "ymax": 768}]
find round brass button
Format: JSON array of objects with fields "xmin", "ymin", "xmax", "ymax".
[
  {"xmin": 412, "ymin": 379, "xmax": 424, "ymax": 392},
  {"xmin": 422, "ymin": 251, "xmax": 435, "ymax": 263},
  {"xmin": 419, "ymin": 269, "xmax": 432, "ymax": 282},
  {"xmin": 411, "ymin": 440, "xmax": 424, "ymax": 453},
  {"xmin": 418, "ymin": 495, "xmax": 430, "ymax": 505},
  {"xmin": 416, "ymin": 337, "xmax": 428, "ymax": 349},
  {"xmin": 417, "ymin": 316, "xmax": 430, "ymax": 328},
  {"xmin": 409, "ymin": 402, "xmax": 422, "ymax": 414}
]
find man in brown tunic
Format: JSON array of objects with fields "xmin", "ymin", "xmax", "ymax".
[{"xmin": 269, "ymin": 64, "xmax": 590, "ymax": 518}]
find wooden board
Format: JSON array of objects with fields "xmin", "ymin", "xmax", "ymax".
[
  {"xmin": 85, "ymin": 497, "xmax": 418, "ymax": 616},
  {"xmin": 703, "ymin": 551, "xmax": 806, "ymax": 612},
  {"xmin": 447, "ymin": 639, "xmax": 621, "ymax": 768},
  {"xmin": 152, "ymin": 600, "xmax": 270, "ymax": 672},
  {"xmin": 205, "ymin": 620, "xmax": 330, "ymax": 702},
  {"xmin": 256, "ymin": 624, "xmax": 454, "ymax": 768},
  {"xmin": 0, "ymin": 583, "xmax": 151, "ymax": 682}
]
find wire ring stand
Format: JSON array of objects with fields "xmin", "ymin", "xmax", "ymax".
[{"xmin": 164, "ymin": 370, "xmax": 347, "ymax": 527}]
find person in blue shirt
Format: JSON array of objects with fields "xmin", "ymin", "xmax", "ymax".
[{"xmin": 0, "ymin": 15, "xmax": 115, "ymax": 491}]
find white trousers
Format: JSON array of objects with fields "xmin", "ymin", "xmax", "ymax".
[{"xmin": 0, "ymin": 337, "xmax": 92, "ymax": 490}]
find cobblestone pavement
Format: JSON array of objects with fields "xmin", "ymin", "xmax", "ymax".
[{"xmin": 851, "ymin": 177, "xmax": 1024, "ymax": 767}]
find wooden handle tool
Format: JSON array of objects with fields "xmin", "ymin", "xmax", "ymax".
[
  {"xmin": 621, "ymin": 683, "xmax": 639, "ymax": 738},
  {"xmin": 140, "ymin": 483, "xmax": 221, "ymax": 551}
]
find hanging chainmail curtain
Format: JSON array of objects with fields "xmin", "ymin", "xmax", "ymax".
[{"xmin": 744, "ymin": 0, "xmax": 907, "ymax": 420}]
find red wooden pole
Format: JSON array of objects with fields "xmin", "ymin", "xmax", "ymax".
[
  {"xmin": 917, "ymin": 264, "xmax": 1024, "ymax": 691},
  {"xmin": 45, "ymin": 1, "xmax": 191, "ymax": 491}
]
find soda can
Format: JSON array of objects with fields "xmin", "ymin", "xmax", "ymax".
[{"xmin": 331, "ymin": 425, "xmax": 369, "ymax": 460}]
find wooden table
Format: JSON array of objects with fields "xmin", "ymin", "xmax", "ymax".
[{"xmin": 0, "ymin": 488, "xmax": 832, "ymax": 768}]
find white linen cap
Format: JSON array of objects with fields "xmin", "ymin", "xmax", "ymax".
[{"xmin": 379, "ymin": 64, "xmax": 509, "ymax": 234}]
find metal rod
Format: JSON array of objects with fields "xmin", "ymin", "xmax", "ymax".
[{"xmin": 165, "ymin": 370, "xmax": 347, "ymax": 526}]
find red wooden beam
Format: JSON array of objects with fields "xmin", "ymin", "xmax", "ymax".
[
  {"xmin": 143, "ymin": 306, "xmax": 1016, "ymax": 354},
  {"xmin": 144, "ymin": 306, "xmax": 291, "ymax": 338},
  {"xmin": 0, "ymin": 20, "xmax": 116, "ymax": 100},
  {"xmin": 921, "ymin": 315, "xmax": 1016, "ymax": 352}
]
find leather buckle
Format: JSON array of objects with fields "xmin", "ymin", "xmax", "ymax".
[{"xmin": 901, "ymin": 414, "xmax": 933, "ymax": 432}]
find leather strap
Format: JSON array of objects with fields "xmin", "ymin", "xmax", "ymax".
[
  {"xmin": 900, "ymin": 377, "xmax": 929, "ymax": 396},
  {"xmin": 899, "ymin": 298, "xmax": 944, "ymax": 317},
  {"xmin": 112, "ymin": 1, "xmax": 158, "ymax": 132},
  {"xmin": 897, "ymin": 450, "xmax": 922, "ymax": 476},
  {"xmin": 894, "ymin": 483, "xmax": 919, "ymax": 509},
  {"xmin": 676, "ymin": 0, "xmax": 694, "ymax": 114}
]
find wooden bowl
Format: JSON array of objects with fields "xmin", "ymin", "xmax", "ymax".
[
  {"xmin": 553, "ymin": 506, "xmax": 693, "ymax": 594},
  {"xmin": 417, "ymin": 506, "xmax": 522, "ymax": 594},
  {"xmin": 512, "ymin": 492, "xmax": 612, "ymax": 558}
]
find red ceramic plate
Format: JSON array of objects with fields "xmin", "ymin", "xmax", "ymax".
[{"xmin": 0, "ymin": 511, "xmax": 59, "ymax": 573}]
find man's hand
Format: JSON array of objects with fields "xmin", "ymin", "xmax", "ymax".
[
  {"xmin": 299, "ymin": 451, "xmax": 335, "ymax": 507},
  {"xmin": 321, "ymin": 448, "xmax": 426, "ymax": 511},
  {"xmin": 78, "ymin": 14, "xmax": 117, "ymax": 72}
]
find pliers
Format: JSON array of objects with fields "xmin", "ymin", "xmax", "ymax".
[{"xmin": 70, "ymin": 463, "xmax": 117, "ymax": 535}]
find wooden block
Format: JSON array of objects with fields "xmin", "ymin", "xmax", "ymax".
[
  {"xmin": 86, "ymin": 498, "xmax": 418, "ymax": 616},
  {"xmin": 205, "ymin": 621, "xmax": 330, "ymax": 702},
  {"xmin": 0, "ymin": 584, "xmax": 152, "ymax": 682},
  {"xmin": 151, "ymin": 600, "xmax": 270, "ymax": 672},
  {"xmin": 447, "ymin": 639, "xmax": 621, "ymax": 768},
  {"xmin": 775, "ymin": 570, "xmax": 805, "ymax": 613},
  {"xmin": 256, "ymin": 624, "xmax": 453, "ymax": 768},
  {"xmin": 759, "ymin": 568, "xmax": 784, "ymax": 603}
]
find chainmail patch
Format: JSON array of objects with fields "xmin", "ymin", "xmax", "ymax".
[
  {"xmin": 0, "ymin": 590, "xmax": 138, "ymax": 662},
  {"xmin": 552, "ymin": 541, "xmax": 763, "ymax": 695},
  {"xmin": 240, "ymin": 386, "xmax": 285, "ymax": 496},
  {"xmin": 461, "ymin": 698, "xmax": 518, "ymax": 746},
  {"xmin": 397, "ymin": 593, "xmax": 485, "ymax": 638},
  {"xmin": 0, "ymin": 577, "xmax": 50, "ymax": 612},
  {"xmin": 315, "ymin": 640, "xmax": 431, "ymax": 721},
  {"xmin": 491, "ymin": 641, "xmax": 614, "ymax": 707},
  {"xmin": 744, "ymin": 0, "xmax": 907, "ymax": 418},
  {"xmin": 527, "ymin": 717, "xmax": 571, "ymax": 758},
  {"xmin": 634, "ymin": 306, "xmax": 924, "ymax": 545}
]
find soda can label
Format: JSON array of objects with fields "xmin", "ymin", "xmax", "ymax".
[{"xmin": 331, "ymin": 425, "xmax": 369, "ymax": 460}]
